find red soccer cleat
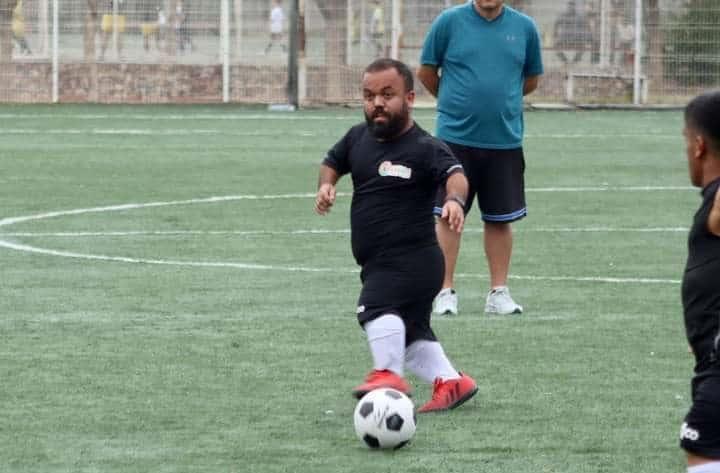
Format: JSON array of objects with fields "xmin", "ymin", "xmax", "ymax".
[
  {"xmin": 418, "ymin": 372, "xmax": 478, "ymax": 413},
  {"xmin": 352, "ymin": 369, "xmax": 411, "ymax": 399}
]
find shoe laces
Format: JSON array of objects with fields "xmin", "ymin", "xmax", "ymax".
[
  {"xmin": 430, "ymin": 377, "xmax": 451, "ymax": 400},
  {"xmin": 366, "ymin": 369, "xmax": 392, "ymax": 383}
]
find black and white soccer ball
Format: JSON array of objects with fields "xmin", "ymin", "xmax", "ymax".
[{"xmin": 353, "ymin": 388, "xmax": 416, "ymax": 449}]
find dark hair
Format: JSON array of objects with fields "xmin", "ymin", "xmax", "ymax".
[
  {"xmin": 685, "ymin": 90, "xmax": 720, "ymax": 152},
  {"xmin": 364, "ymin": 58, "xmax": 414, "ymax": 93}
]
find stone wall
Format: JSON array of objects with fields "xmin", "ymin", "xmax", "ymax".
[{"xmin": 1, "ymin": 63, "xmax": 622, "ymax": 105}]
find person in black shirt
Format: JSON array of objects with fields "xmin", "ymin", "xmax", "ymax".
[
  {"xmin": 315, "ymin": 59, "xmax": 478, "ymax": 413},
  {"xmin": 680, "ymin": 90, "xmax": 720, "ymax": 472}
]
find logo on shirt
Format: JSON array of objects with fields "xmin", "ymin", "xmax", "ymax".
[
  {"xmin": 378, "ymin": 161, "xmax": 412, "ymax": 179},
  {"xmin": 680, "ymin": 422, "xmax": 700, "ymax": 442}
]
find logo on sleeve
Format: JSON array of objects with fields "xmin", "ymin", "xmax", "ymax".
[{"xmin": 378, "ymin": 161, "xmax": 412, "ymax": 179}]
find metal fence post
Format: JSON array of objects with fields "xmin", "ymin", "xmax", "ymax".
[
  {"xmin": 633, "ymin": 0, "xmax": 643, "ymax": 105},
  {"xmin": 221, "ymin": 0, "xmax": 229, "ymax": 103},
  {"xmin": 52, "ymin": 0, "xmax": 58, "ymax": 103}
]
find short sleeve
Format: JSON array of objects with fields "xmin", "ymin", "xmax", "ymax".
[
  {"xmin": 524, "ymin": 19, "xmax": 544, "ymax": 77},
  {"xmin": 428, "ymin": 138, "xmax": 463, "ymax": 184},
  {"xmin": 322, "ymin": 130, "xmax": 353, "ymax": 176},
  {"xmin": 420, "ymin": 11, "xmax": 450, "ymax": 67}
]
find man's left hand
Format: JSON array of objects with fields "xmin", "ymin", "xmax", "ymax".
[{"xmin": 441, "ymin": 200, "xmax": 465, "ymax": 233}]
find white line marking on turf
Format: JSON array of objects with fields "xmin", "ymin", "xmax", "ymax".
[
  {"xmin": 0, "ymin": 127, "xmax": 678, "ymax": 140},
  {"xmin": 0, "ymin": 239, "xmax": 679, "ymax": 284},
  {"xmin": 0, "ymin": 227, "xmax": 689, "ymax": 237},
  {"xmin": 0, "ymin": 129, "xmax": 320, "ymax": 137},
  {"xmin": 0, "ymin": 193, "xmax": 684, "ymax": 285},
  {"xmin": 0, "ymin": 239, "xmax": 354, "ymax": 273},
  {"xmin": 0, "ymin": 194, "xmax": 326, "ymax": 227},
  {"xmin": 458, "ymin": 272, "xmax": 679, "ymax": 285},
  {"xmin": 0, "ymin": 113, "xmax": 355, "ymax": 121}
]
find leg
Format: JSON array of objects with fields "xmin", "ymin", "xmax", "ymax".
[
  {"xmin": 407, "ymin": 342, "xmax": 477, "ymax": 413},
  {"xmin": 484, "ymin": 221, "xmax": 512, "ymax": 289},
  {"xmin": 99, "ymin": 32, "xmax": 110, "ymax": 59},
  {"xmin": 365, "ymin": 314, "xmax": 405, "ymax": 375},
  {"xmin": 687, "ymin": 455, "xmax": 720, "ymax": 472},
  {"xmin": 477, "ymin": 148, "xmax": 525, "ymax": 314},
  {"xmin": 405, "ymin": 340, "xmax": 459, "ymax": 383},
  {"xmin": 436, "ymin": 218, "xmax": 461, "ymax": 291}
]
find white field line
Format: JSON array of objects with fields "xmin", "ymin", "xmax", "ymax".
[
  {"xmin": 0, "ymin": 127, "xmax": 675, "ymax": 140},
  {"xmin": 0, "ymin": 227, "xmax": 689, "ymax": 237},
  {"xmin": 0, "ymin": 194, "xmax": 324, "ymax": 227},
  {"xmin": 0, "ymin": 113, "xmax": 354, "ymax": 121},
  {"xmin": 0, "ymin": 128, "xmax": 319, "ymax": 137},
  {"xmin": 0, "ymin": 239, "xmax": 353, "ymax": 273},
  {"xmin": 0, "ymin": 239, "xmax": 680, "ymax": 284},
  {"xmin": 0, "ymin": 189, "xmax": 694, "ymax": 229},
  {"xmin": 0, "ymin": 193, "xmax": 685, "ymax": 285}
]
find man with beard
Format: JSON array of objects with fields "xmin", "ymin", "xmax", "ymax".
[
  {"xmin": 314, "ymin": 58, "xmax": 478, "ymax": 412},
  {"xmin": 679, "ymin": 91, "xmax": 720, "ymax": 473}
]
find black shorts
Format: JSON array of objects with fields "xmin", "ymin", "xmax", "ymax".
[
  {"xmin": 680, "ymin": 374, "xmax": 720, "ymax": 459},
  {"xmin": 356, "ymin": 245, "xmax": 443, "ymax": 346},
  {"xmin": 434, "ymin": 143, "xmax": 526, "ymax": 223}
]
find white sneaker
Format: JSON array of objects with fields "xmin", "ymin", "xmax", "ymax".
[
  {"xmin": 433, "ymin": 288, "xmax": 458, "ymax": 315},
  {"xmin": 485, "ymin": 286, "xmax": 523, "ymax": 315}
]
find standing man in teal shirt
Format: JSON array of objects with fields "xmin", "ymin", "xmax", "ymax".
[{"xmin": 418, "ymin": 0, "xmax": 543, "ymax": 316}]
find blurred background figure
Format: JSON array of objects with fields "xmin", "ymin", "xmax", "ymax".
[
  {"xmin": 141, "ymin": 6, "xmax": 159, "ymax": 52},
  {"xmin": 100, "ymin": 0, "xmax": 126, "ymax": 61},
  {"xmin": 12, "ymin": 0, "xmax": 32, "ymax": 56},
  {"xmin": 615, "ymin": 20, "xmax": 634, "ymax": 68},
  {"xmin": 265, "ymin": 0, "xmax": 286, "ymax": 54},
  {"xmin": 175, "ymin": 1, "xmax": 193, "ymax": 53},
  {"xmin": 370, "ymin": 0, "xmax": 386, "ymax": 57},
  {"xmin": 553, "ymin": 0, "xmax": 589, "ymax": 65}
]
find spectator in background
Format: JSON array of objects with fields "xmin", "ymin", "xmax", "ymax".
[
  {"xmin": 553, "ymin": 0, "xmax": 588, "ymax": 65},
  {"xmin": 418, "ymin": 0, "xmax": 543, "ymax": 316},
  {"xmin": 141, "ymin": 8, "xmax": 159, "ymax": 52},
  {"xmin": 12, "ymin": 0, "xmax": 32, "ymax": 56},
  {"xmin": 100, "ymin": 0, "xmax": 126, "ymax": 61},
  {"xmin": 265, "ymin": 0, "xmax": 287, "ymax": 54},
  {"xmin": 615, "ymin": 20, "xmax": 634, "ymax": 68},
  {"xmin": 370, "ymin": 0, "xmax": 386, "ymax": 57},
  {"xmin": 175, "ymin": 2, "xmax": 193, "ymax": 53},
  {"xmin": 585, "ymin": 1, "xmax": 601, "ymax": 64}
]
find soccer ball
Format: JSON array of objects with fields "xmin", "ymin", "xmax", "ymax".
[{"xmin": 353, "ymin": 388, "xmax": 416, "ymax": 449}]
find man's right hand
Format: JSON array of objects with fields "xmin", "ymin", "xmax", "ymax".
[{"xmin": 315, "ymin": 183, "xmax": 336, "ymax": 215}]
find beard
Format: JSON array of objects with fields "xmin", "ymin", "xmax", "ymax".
[{"xmin": 365, "ymin": 104, "xmax": 409, "ymax": 140}]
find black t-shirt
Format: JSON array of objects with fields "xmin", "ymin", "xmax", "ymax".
[
  {"xmin": 682, "ymin": 176, "xmax": 720, "ymax": 376},
  {"xmin": 323, "ymin": 122, "xmax": 463, "ymax": 266}
]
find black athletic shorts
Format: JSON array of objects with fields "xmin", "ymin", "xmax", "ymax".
[
  {"xmin": 680, "ymin": 374, "xmax": 720, "ymax": 459},
  {"xmin": 434, "ymin": 142, "xmax": 526, "ymax": 223},
  {"xmin": 356, "ymin": 245, "xmax": 442, "ymax": 346}
]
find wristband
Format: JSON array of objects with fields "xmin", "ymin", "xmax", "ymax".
[{"xmin": 445, "ymin": 195, "xmax": 466, "ymax": 208}]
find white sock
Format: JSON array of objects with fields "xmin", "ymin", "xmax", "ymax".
[
  {"xmin": 689, "ymin": 462, "xmax": 720, "ymax": 473},
  {"xmin": 364, "ymin": 314, "xmax": 405, "ymax": 376},
  {"xmin": 404, "ymin": 340, "xmax": 460, "ymax": 383}
]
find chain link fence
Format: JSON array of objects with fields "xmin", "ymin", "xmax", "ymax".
[{"xmin": 0, "ymin": 0, "xmax": 718, "ymax": 105}]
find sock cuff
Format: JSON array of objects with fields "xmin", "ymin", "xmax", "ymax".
[{"xmin": 688, "ymin": 462, "xmax": 720, "ymax": 473}]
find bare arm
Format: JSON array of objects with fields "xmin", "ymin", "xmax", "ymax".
[
  {"xmin": 523, "ymin": 75, "xmax": 540, "ymax": 96},
  {"xmin": 315, "ymin": 164, "xmax": 340, "ymax": 215},
  {"xmin": 709, "ymin": 185, "xmax": 720, "ymax": 237},
  {"xmin": 440, "ymin": 172, "xmax": 469, "ymax": 233},
  {"xmin": 417, "ymin": 65, "xmax": 440, "ymax": 98}
]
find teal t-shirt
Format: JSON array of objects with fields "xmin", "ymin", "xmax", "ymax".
[{"xmin": 420, "ymin": 3, "xmax": 543, "ymax": 149}]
